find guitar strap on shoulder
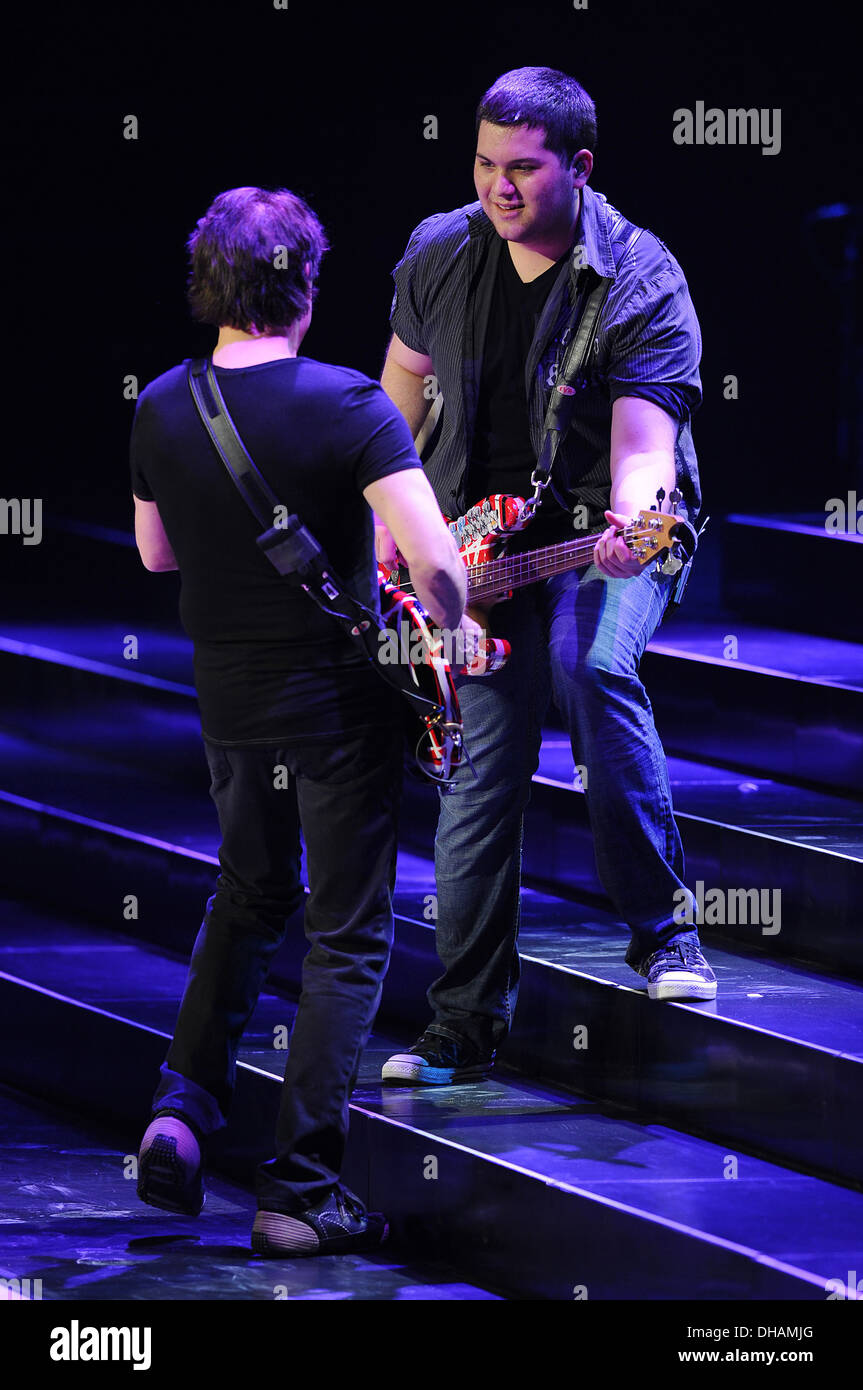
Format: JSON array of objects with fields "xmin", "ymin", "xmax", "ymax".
[
  {"xmin": 525, "ymin": 215, "xmax": 643, "ymax": 519},
  {"xmin": 186, "ymin": 356, "xmax": 394, "ymax": 673},
  {"xmin": 187, "ymin": 356, "xmax": 468, "ymax": 782}
]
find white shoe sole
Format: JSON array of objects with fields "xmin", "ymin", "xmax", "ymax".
[
  {"xmin": 648, "ymin": 971, "xmax": 717, "ymax": 1001},
  {"xmin": 252, "ymin": 1210, "xmax": 319, "ymax": 1255},
  {"xmin": 381, "ymin": 1055, "xmax": 489, "ymax": 1084}
]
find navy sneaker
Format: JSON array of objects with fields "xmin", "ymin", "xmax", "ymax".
[
  {"xmin": 381, "ymin": 1028, "xmax": 494, "ymax": 1084},
  {"xmin": 635, "ymin": 941, "xmax": 717, "ymax": 1001},
  {"xmin": 137, "ymin": 1112, "xmax": 205, "ymax": 1216},
  {"xmin": 251, "ymin": 1184, "xmax": 388, "ymax": 1258}
]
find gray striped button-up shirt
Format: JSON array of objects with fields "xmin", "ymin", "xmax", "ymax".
[{"xmin": 389, "ymin": 184, "xmax": 703, "ymax": 528}]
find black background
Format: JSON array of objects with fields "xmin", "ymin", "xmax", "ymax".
[{"xmin": 10, "ymin": 0, "xmax": 861, "ymax": 527}]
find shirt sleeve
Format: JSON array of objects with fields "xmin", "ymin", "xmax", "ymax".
[
  {"xmin": 339, "ymin": 378, "xmax": 424, "ymax": 491},
  {"xmin": 389, "ymin": 219, "xmax": 435, "ymax": 356},
  {"xmin": 604, "ymin": 265, "xmax": 702, "ymax": 423},
  {"xmin": 129, "ymin": 392, "xmax": 156, "ymax": 501}
]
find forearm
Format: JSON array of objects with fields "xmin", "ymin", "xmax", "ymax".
[
  {"xmin": 610, "ymin": 451, "xmax": 676, "ymax": 519},
  {"xmin": 364, "ymin": 469, "xmax": 466, "ymax": 630},
  {"xmin": 380, "ymin": 356, "xmax": 432, "ymax": 439},
  {"xmin": 408, "ymin": 553, "xmax": 466, "ymax": 632},
  {"xmin": 609, "ymin": 397, "xmax": 678, "ymax": 519}
]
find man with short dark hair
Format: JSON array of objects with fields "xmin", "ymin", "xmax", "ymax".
[
  {"xmin": 130, "ymin": 185, "xmax": 470, "ymax": 1253},
  {"xmin": 378, "ymin": 67, "xmax": 716, "ymax": 1087}
]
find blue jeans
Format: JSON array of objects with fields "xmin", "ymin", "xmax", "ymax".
[
  {"xmin": 151, "ymin": 709, "xmax": 402, "ymax": 1214},
  {"xmin": 428, "ymin": 562, "xmax": 699, "ymax": 1053}
]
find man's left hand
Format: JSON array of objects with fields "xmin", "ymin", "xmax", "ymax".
[{"xmin": 593, "ymin": 509, "xmax": 644, "ymax": 579}]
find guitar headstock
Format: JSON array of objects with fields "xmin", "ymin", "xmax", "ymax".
[{"xmin": 625, "ymin": 490, "xmax": 698, "ymax": 573}]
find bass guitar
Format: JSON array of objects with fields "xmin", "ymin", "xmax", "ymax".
[{"xmin": 377, "ymin": 490, "xmax": 697, "ymax": 783}]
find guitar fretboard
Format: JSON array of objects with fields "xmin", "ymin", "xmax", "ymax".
[{"xmin": 466, "ymin": 526, "xmax": 638, "ymax": 601}]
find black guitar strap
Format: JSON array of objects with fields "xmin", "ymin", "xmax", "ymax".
[
  {"xmin": 186, "ymin": 357, "xmax": 437, "ymax": 713},
  {"xmin": 187, "ymin": 356, "xmax": 345, "ymax": 578},
  {"xmin": 530, "ymin": 216, "xmax": 644, "ymax": 510}
]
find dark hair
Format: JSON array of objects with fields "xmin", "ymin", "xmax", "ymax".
[
  {"xmin": 476, "ymin": 67, "xmax": 597, "ymax": 165},
  {"xmin": 186, "ymin": 186, "xmax": 329, "ymax": 334}
]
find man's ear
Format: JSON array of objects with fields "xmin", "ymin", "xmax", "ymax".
[{"xmin": 572, "ymin": 150, "xmax": 593, "ymax": 184}]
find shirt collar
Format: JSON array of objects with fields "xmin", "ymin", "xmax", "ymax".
[
  {"xmin": 466, "ymin": 183, "xmax": 617, "ymax": 279},
  {"xmin": 574, "ymin": 185, "xmax": 618, "ymax": 278}
]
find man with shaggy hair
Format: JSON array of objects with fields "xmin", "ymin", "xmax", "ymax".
[{"xmin": 130, "ymin": 186, "xmax": 469, "ymax": 1254}]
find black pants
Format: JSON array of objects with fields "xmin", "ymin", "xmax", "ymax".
[{"xmin": 151, "ymin": 717, "xmax": 402, "ymax": 1214}]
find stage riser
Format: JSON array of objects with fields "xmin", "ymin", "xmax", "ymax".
[
  {"xmin": 721, "ymin": 518, "xmax": 863, "ymax": 641},
  {"xmin": 6, "ymin": 630, "xmax": 863, "ymax": 798},
  {"xmin": 3, "ymin": 794, "xmax": 860, "ymax": 1190},
  {"xmin": 0, "ymin": 973, "xmax": 828, "ymax": 1301},
  {"xmin": 0, "ymin": 651, "xmax": 202, "ymax": 783},
  {"xmin": 400, "ymin": 780, "xmax": 863, "ymax": 977},
  {"xmin": 0, "ymin": 677, "xmax": 858, "ymax": 977},
  {"xmin": 643, "ymin": 654, "xmax": 863, "ymax": 796},
  {"xmin": 0, "ymin": 528, "xmax": 180, "ymax": 627}
]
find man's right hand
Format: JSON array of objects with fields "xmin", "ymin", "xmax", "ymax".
[{"xmin": 458, "ymin": 611, "xmax": 486, "ymax": 663}]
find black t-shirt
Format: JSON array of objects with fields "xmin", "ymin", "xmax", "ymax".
[
  {"xmin": 467, "ymin": 246, "xmax": 574, "ymax": 551},
  {"xmin": 130, "ymin": 356, "xmax": 421, "ymax": 744}
]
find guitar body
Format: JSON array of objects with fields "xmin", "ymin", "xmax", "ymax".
[
  {"xmin": 447, "ymin": 493, "xmax": 532, "ymax": 570},
  {"xmin": 377, "ymin": 574, "xmax": 464, "ymax": 784},
  {"xmin": 376, "ymin": 491, "xmax": 696, "ymax": 781},
  {"xmin": 374, "ymin": 495, "xmax": 529, "ymax": 781},
  {"xmin": 386, "ymin": 493, "xmax": 531, "ymax": 600}
]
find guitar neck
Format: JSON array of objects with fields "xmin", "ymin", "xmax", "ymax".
[{"xmin": 466, "ymin": 527, "xmax": 632, "ymax": 603}]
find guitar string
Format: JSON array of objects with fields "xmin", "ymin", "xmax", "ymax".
[
  {"xmin": 397, "ymin": 521, "xmax": 669, "ymax": 597},
  {"xmin": 465, "ymin": 526, "xmax": 649, "ymax": 596}
]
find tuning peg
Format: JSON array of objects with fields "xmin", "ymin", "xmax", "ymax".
[
  {"xmin": 669, "ymin": 488, "xmax": 682, "ymax": 515},
  {"xmin": 655, "ymin": 487, "xmax": 666, "ymax": 511},
  {"xmin": 659, "ymin": 548, "xmax": 683, "ymax": 576}
]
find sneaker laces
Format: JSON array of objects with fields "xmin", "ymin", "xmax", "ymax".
[
  {"xmin": 644, "ymin": 941, "xmax": 704, "ymax": 973},
  {"xmin": 335, "ymin": 1187, "xmax": 367, "ymax": 1225},
  {"xmin": 677, "ymin": 941, "xmax": 707, "ymax": 967}
]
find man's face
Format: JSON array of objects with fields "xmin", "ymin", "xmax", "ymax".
[{"xmin": 474, "ymin": 120, "xmax": 581, "ymax": 247}]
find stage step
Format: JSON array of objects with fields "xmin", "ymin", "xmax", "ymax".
[
  {"xmin": 401, "ymin": 744, "xmax": 863, "ymax": 978},
  {"xmin": 721, "ymin": 513, "xmax": 863, "ymax": 641},
  {"xmin": 2, "ymin": 901, "xmax": 861, "ymax": 1300},
  {"xmin": 0, "ymin": 1083, "xmax": 501, "ymax": 1301},
  {"xmin": 389, "ymin": 861, "xmax": 863, "ymax": 1188},
  {"xmin": 2, "ymin": 625, "xmax": 863, "ymax": 973},
  {"xmin": 1, "ymin": 748, "xmax": 861, "ymax": 1187},
  {"xmin": 6, "ymin": 551, "xmax": 863, "ymax": 799},
  {"xmin": 640, "ymin": 616, "xmax": 863, "ymax": 795}
]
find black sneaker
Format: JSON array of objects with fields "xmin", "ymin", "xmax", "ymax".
[
  {"xmin": 137, "ymin": 1113, "xmax": 205, "ymax": 1216},
  {"xmin": 251, "ymin": 1185, "xmax": 388, "ymax": 1258},
  {"xmin": 381, "ymin": 1029, "xmax": 494, "ymax": 1084},
  {"xmin": 635, "ymin": 941, "xmax": 717, "ymax": 1001}
]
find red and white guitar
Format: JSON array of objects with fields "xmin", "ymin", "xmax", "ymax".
[{"xmin": 378, "ymin": 492, "xmax": 696, "ymax": 784}]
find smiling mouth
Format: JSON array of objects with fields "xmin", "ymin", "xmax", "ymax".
[{"xmin": 495, "ymin": 203, "xmax": 524, "ymax": 213}]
